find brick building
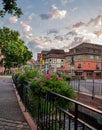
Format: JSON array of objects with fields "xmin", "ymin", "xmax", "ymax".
[
  {"xmin": 36, "ymin": 42, "xmax": 102, "ymax": 79},
  {"xmin": 65, "ymin": 42, "xmax": 102, "ymax": 79}
]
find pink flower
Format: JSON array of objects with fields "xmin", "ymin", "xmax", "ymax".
[
  {"xmin": 34, "ymin": 77, "xmax": 40, "ymax": 81},
  {"xmin": 45, "ymin": 73, "xmax": 51, "ymax": 79}
]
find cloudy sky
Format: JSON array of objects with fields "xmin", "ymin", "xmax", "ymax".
[{"xmin": 0, "ymin": 0, "xmax": 102, "ymax": 60}]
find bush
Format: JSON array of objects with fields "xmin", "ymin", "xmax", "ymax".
[
  {"xmin": 13, "ymin": 68, "xmax": 76, "ymax": 111},
  {"xmin": 29, "ymin": 73, "xmax": 76, "ymax": 108}
]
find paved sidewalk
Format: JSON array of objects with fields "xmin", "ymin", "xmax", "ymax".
[{"xmin": 0, "ymin": 76, "xmax": 31, "ymax": 130}]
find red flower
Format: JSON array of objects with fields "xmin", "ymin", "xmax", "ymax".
[
  {"xmin": 39, "ymin": 82, "xmax": 45, "ymax": 87},
  {"xmin": 51, "ymin": 110, "xmax": 56, "ymax": 115}
]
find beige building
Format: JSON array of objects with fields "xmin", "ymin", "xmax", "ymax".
[{"xmin": 37, "ymin": 49, "xmax": 66, "ymax": 73}]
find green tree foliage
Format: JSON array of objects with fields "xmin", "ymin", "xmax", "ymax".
[
  {"xmin": 0, "ymin": 0, "xmax": 22, "ymax": 17},
  {"xmin": 0, "ymin": 27, "xmax": 32, "ymax": 69}
]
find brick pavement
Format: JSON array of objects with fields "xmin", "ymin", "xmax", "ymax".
[{"xmin": 0, "ymin": 76, "xmax": 31, "ymax": 130}]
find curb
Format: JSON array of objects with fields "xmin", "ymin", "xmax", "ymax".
[{"xmin": 12, "ymin": 82, "xmax": 37, "ymax": 130}]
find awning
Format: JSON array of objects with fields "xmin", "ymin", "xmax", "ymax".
[
  {"xmin": 94, "ymin": 70, "xmax": 101, "ymax": 72},
  {"xmin": 65, "ymin": 70, "xmax": 71, "ymax": 73},
  {"xmin": 75, "ymin": 70, "xmax": 83, "ymax": 72}
]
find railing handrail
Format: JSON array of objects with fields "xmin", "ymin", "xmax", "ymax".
[{"xmin": 50, "ymin": 91, "xmax": 102, "ymax": 115}]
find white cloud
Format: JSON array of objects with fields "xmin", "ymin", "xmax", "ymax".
[
  {"xmin": 27, "ymin": 14, "xmax": 102, "ymax": 60},
  {"xmin": 8, "ymin": 16, "xmax": 18, "ymax": 23},
  {"xmin": 28, "ymin": 13, "xmax": 35, "ymax": 20},
  {"xmin": 94, "ymin": 30, "xmax": 102, "ymax": 37},
  {"xmin": 49, "ymin": 4, "xmax": 67, "ymax": 19},
  {"xmin": 72, "ymin": 22, "xmax": 85, "ymax": 29},
  {"xmin": 24, "ymin": 33, "xmax": 33, "ymax": 40},
  {"xmin": 20, "ymin": 21, "xmax": 32, "ymax": 33},
  {"xmin": 40, "ymin": 4, "xmax": 67, "ymax": 20},
  {"xmin": 88, "ymin": 15, "xmax": 102, "ymax": 27}
]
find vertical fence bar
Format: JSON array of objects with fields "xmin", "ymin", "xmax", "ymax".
[
  {"xmin": 92, "ymin": 79, "xmax": 95, "ymax": 99},
  {"xmin": 75, "ymin": 103, "xmax": 78, "ymax": 130},
  {"xmin": 78, "ymin": 78, "xmax": 80, "ymax": 93},
  {"xmin": 101, "ymin": 83, "xmax": 102, "ymax": 95},
  {"xmin": 51, "ymin": 103, "xmax": 54, "ymax": 130},
  {"xmin": 55, "ymin": 109, "xmax": 57, "ymax": 129},
  {"xmin": 63, "ymin": 112, "xmax": 65, "ymax": 130},
  {"xmin": 68, "ymin": 116, "xmax": 71, "ymax": 130},
  {"xmin": 37, "ymin": 89, "xmax": 41, "ymax": 130},
  {"xmin": 45, "ymin": 94, "xmax": 48, "ymax": 130},
  {"xmin": 49, "ymin": 103, "xmax": 51, "ymax": 130}
]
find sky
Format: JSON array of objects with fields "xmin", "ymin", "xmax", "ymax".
[{"xmin": 0, "ymin": 0, "xmax": 102, "ymax": 60}]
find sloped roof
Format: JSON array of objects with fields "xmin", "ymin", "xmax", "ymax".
[{"xmin": 47, "ymin": 49, "xmax": 65, "ymax": 54}]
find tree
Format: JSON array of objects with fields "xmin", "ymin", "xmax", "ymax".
[
  {"xmin": 0, "ymin": 27, "xmax": 32, "ymax": 69},
  {"xmin": 0, "ymin": 0, "xmax": 22, "ymax": 17}
]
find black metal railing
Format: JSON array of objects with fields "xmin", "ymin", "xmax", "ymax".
[
  {"xmin": 70, "ymin": 79, "xmax": 102, "ymax": 97},
  {"xmin": 37, "ymin": 91, "xmax": 102, "ymax": 130},
  {"xmin": 12, "ymin": 76, "xmax": 102, "ymax": 130}
]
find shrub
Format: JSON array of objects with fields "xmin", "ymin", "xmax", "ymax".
[
  {"xmin": 29, "ymin": 73, "xmax": 76, "ymax": 109},
  {"xmin": 13, "ymin": 68, "xmax": 76, "ymax": 112}
]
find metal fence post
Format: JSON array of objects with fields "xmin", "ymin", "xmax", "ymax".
[
  {"xmin": 78, "ymin": 78, "xmax": 80, "ymax": 93},
  {"xmin": 75, "ymin": 103, "xmax": 78, "ymax": 130},
  {"xmin": 92, "ymin": 79, "xmax": 95, "ymax": 99}
]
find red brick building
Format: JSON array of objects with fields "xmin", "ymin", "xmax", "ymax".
[{"xmin": 65, "ymin": 42, "xmax": 102, "ymax": 79}]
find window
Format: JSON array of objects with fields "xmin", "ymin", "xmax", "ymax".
[
  {"xmin": 95, "ymin": 50, "xmax": 98, "ymax": 53},
  {"xmin": 70, "ymin": 56, "xmax": 74, "ymax": 65},
  {"xmin": 96, "ymin": 63, "xmax": 99, "ymax": 69},
  {"xmin": 96, "ymin": 56, "xmax": 99, "ymax": 60},
  {"xmin": 88, "ymin": 63, "xmax": 90, "ymax": 67},
  {"xmin": 83, "ymin": 55, "xmax": 86, "ymax": 61},
  {"xmin": 78, "ymin": 62, "xmax": 81, "ymax": 68},
  {"xmin": 78, "ymin": 55, "xmax": 81, "ymax": 61},
  {"xmin": 61, "ymin": 65, "xmax": 64, "ymax": 68},
  {"xmin": 87, "ymin": 72, "xmax": 93, "ymax": 76},
  {"xmin": 96, "ymin": 73, "xmax": 101, "ymax": 76},
  {"xmin": 90, "ymin": 55, "xmax": 94, "ymax": 60},
  {"xmin": 89, "ymin": 49, "xmax": 93, "ymax": 53},
  {"xmin": 68, "ymin": 64, "xmax": 71, "ymax": 68}
]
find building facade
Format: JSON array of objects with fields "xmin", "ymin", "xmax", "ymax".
[
  {"xmin": 37, "ymin": 49, "xmax": 66, "ymax": 74},
  {"xmin": 65, "ymin": 42, "xmax": 102, "ymax": 79},
  {"xmin": 36, "ymin": 42, "xmax": 102, "ymax": 79}
]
